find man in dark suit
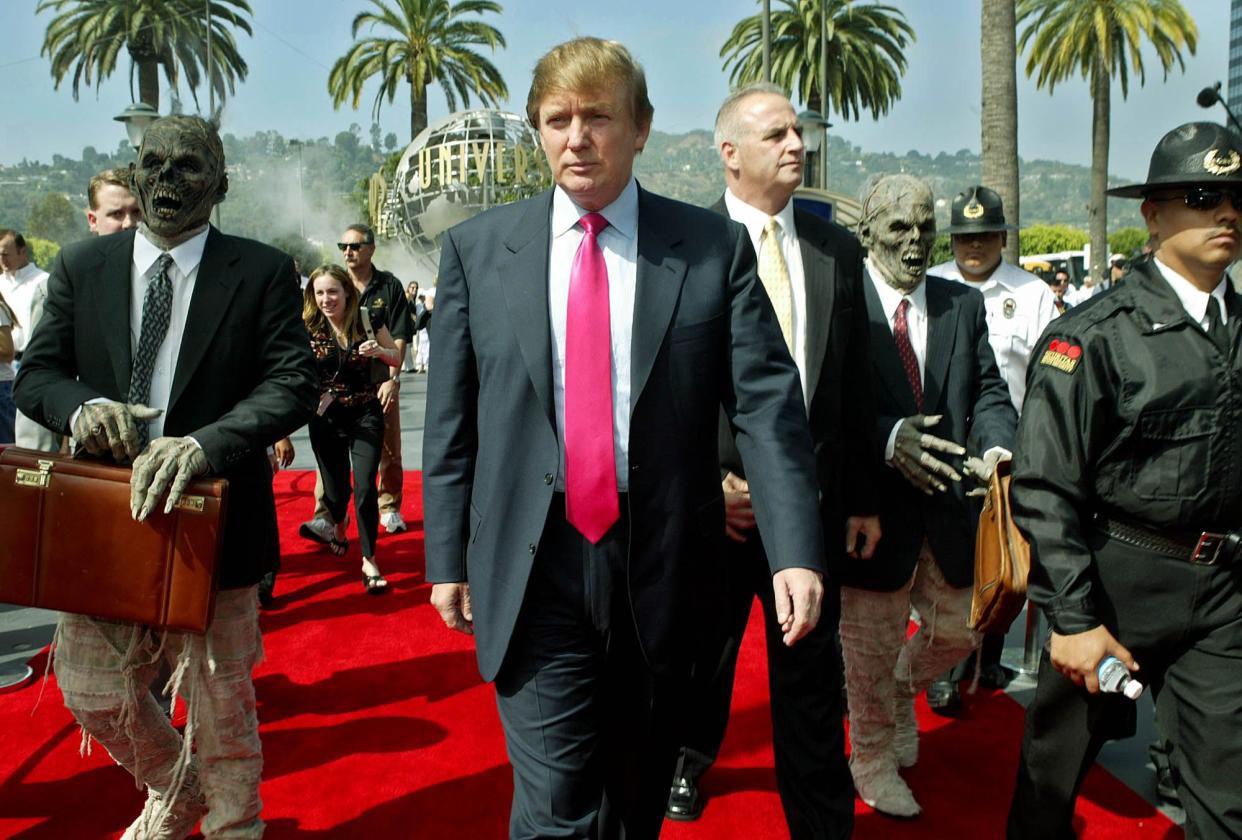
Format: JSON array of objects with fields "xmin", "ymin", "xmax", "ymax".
[
  {"xmin": 424, "ymin": 38, "xmax": 827, "ymax": 839},
  {"xmin": 15, "ymin": 115, "xmax": 317, "ymax": 838},
  {"xmin": 666, "ymin": 83, "xmax": 880, "ymax": 838},
  {"xmin": 839, "ymin": 174, "xmax": 1016, "ymax": 818}
]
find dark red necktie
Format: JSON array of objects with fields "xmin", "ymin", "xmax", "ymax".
[
  {"xmin": 894, "ymin": 297, "xmax": 923, "ymax": 412},
  {"xmin": 564, "ymin": 212, "xmax": 619, "ymax": 543}
]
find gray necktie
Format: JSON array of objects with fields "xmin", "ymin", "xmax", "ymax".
[{"xmin": 128, "ymin": 253, "xmax": 174, "ymax": 447}]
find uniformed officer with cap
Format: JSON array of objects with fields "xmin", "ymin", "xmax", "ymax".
[
  {"xmin": 927, "ymin": 186, "xmax": 1056, "ymax": 711},
  {"xmin": 1007, "ymin": 121, "xmax": 1242, "ymax": 838}
]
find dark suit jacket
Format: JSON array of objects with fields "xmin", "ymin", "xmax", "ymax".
[
  {"xmin": 845, "ymin": 274, "xmax": 1017, "ymax": 592},
  {"xmin": 14, "ymin": 227, "xmax": 319, "ymax": 588},
  {"xmin": 713, "ymin": 199, "xmax": 880, "ymax": 574},
  {"xmin": 423, "ymin": 186, "xmax": 826, "ymax": 682}
]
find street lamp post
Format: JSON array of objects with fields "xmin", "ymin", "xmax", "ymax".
[
  {"xmin": 797, "ymin": 110, "xmax": 829, "ymax": 189},
  {"xmin": 289, "ymin": 140, "xmax": 306, "ymax": 240},
  {"xmin": 114, "ymin": 102, "xmax": 160, "ymax": 152}
]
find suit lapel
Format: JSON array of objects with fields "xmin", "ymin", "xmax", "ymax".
[
  {"xmin": 169, "ymin": 228, "xmax": 242, "ymax": 412},
  {"xmin": 862, "ymin": 274, "xmax": 918, "ymax": 413},
  {"xmin": 797, "ymin": 212, "xmax": 836, "ymax": 409},
  {"xmin": 500, "ymin": 191, "xmax": 556, "ymax": 430},
  {"xmin": 630, "ymin": 189, "xmax": 687, "ymax": 407},
  {"xmin": 921, "ymin": 278, "xmax": 957, "ymax": 413},
  {"xmin": 97, "ymin": 231, "xmax": 136, "ymax": 395}
]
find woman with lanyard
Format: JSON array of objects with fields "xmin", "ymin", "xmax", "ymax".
[{"xmin": 301, "ymin": 264, "xmax": 400, "ymax": 594}]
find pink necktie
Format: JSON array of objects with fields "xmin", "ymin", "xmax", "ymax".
[
  {"xmin": 564, "ymin": 212, "xmax": 619, "ymax": 543},
  {"xmin": 894, "ymin": 298, "xmax": 923, "ymax": 412}
]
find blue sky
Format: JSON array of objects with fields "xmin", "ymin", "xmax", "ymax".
[{"xmin": 0, "ymin": 0, "xmax": 1229, "ymax": 180}]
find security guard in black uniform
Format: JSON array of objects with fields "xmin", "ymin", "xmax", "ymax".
[{"xmin": 1007, "ymin": 122, "xmax": 1242, "ymax": 839}]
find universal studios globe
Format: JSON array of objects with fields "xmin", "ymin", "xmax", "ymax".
[{"xmin": 377, "ymin": 109, "xmax": 552, "ymax": 255}]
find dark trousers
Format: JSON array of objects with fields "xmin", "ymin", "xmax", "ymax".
[
  {"xmin": 1008, "ymin": 536, "xmax": 1242, "ymax": 840},
  {"xmin": 675, "ymin": 535, "xmax": 853, "ymax": 840},
  {"xmin": 495, "ymin": 496, "xmax": 682, "ymax": 840},
  {"xmin": 308, "ymin": 398, "xmax": 384, "ymax": 558}
]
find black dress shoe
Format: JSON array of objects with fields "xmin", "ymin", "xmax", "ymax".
[
  {"xmin": 258, "ymin": 572, "xmax": 276, "ymax": 609},
  {"xmin": 666, "ymin": 775, "xmax": 703, "ymax": 821},
  {"xmin": 926, "ymin": 679, "xmax": 962, "ymax": 716},
  {"xmin": 978, "ymin": 663, "xmax": 1015, "ymax": 690}
]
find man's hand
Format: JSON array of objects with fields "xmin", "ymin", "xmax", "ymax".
[
  {"xmin": 772, "ymin": 567, "xmax": 823, "ymax": 647},
  {"xmin": 1049, "ymin": 626, "xmax": 1139, "ymax": 693},
  {"xmin": 431, "ymin": 583, "xmax": 474, "ymax": 635},
  {"xmin": 73, "ymin": 402, "xmax": 163, "ymax": 462},
  {"xmin": 378, "ymin": 379, "xmax": 399, "ymax": 412},
  {"xmin": 964, "ymin": 450, "xmax": 1009, "ymax": 497},
  {"xmin": 130, "ymin": 437, "xmax": 209, "ymax": 521},
  {"xmin": 273, "ymin": 438, "xmax": 295, "ymax": 469},
  {"xmin": 892, "ymin": 414, "xmax": 965, "ymax": 495},
  {"xmin": 722, "ymin": 471, "xmax": 754, "ymax": 543},
  {"xmin": 845, "ymin": 515, "xmax": 881, "ymax": 559}
]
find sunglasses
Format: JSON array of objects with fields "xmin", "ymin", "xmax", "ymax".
[
  {"xmin": 337, "ymin": 241, "xmax": 372, "ymax": 252},
  {"xmin": 1150, "ymin": 188, "xmax": 1242, "ymax": 212}
]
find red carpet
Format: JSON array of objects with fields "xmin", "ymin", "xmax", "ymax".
[{"xmin": 0, "ymin": 471, "xmax": 1180, "ymax": 838}]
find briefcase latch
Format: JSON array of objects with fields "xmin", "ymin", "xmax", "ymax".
[
  {"xmin": 174, "ymin": 496, "xmax": 205, "ymax": 513},
  {"xmin": 14, "ymin": 460, "xmax": 54, "ymax": 489}
]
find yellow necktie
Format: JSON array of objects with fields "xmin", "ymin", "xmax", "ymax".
[{"xmin": 759, "ymin": 217, "xmax": 794, "ymax": 352}]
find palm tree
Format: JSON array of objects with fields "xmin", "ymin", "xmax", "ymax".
[
  {"xmin": 38, "ymin": 0, "xmax": 253, "ymax": 113},
  {"xmin": 981, "ymin": 0, "xmax": 1020, "ymax": 263},
  {"xmin": 328, "ymin": 0, "xmax": 508, "ymax": 144},
  {"xmin": 720, "ymin": 0, "xmax": 914, "ymax": 121},
  {"xmin": 1017, "ymin": 0, "xmax": 1197, "ymax": 285}
]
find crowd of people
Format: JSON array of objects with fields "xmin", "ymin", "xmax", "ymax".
[{"xmin": 2, "ymin": 32, "xmax": 1240, "ymax": 840}]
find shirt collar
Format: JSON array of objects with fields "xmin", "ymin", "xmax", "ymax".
[
  {"xmin": 3, "ymin": 262, "xmax": 45, "ymax": 284},
  {"xmin": 1153, "ymin": 257, "xmax": 1228, "ymax": 324},
  {"xmin": 933, "ymin": 258, "xmax": 1021, "ymax": 291},
  {"xmin": 723, "ymin": 189, "xmax": 797, "ymax": 243},
  {"xmin": 867, "ymin": 258, "xmax": 926, "ymax": 322},
  {"xmin": 133, "ymin": 225, "xmax": 210, "ymax": 278},
  {"xmin": 551, "ymin": 177, "xmax": 639, "ymax": 241}
]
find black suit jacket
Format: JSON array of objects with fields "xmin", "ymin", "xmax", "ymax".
[
  {"xmin": 845, "ymin": 273, "xmax": 1017, "ymax": 591},
  {"xmin": 422, "ymin": 186, "xmax": 826, "ymax": 682},
  {"xmin": 713, "ymin": 199, "xmax": 880, "ymax": 572},
  {"xmin": 14, "ymin": 227, "xmax": 319, "ymax": 588}
]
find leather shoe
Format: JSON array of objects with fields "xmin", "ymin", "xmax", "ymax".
[
  {"xmin": 926, "ymin": 679, "xmax": 962, "ymax": 716},
  {"xmin": 666, "ymin": 775, "xmax": 703, "ymax": 821},
  {"xmin": 978, "ymin": 663, "xmax": 1014, "ymax": 690}
]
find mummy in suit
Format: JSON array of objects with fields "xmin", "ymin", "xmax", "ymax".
[
  {"xmin": 423, "ymin": 38, "xmax": 827, "ymax": 839},
  {"xmin": 839, "ymin": 174, "xmax": 1016, "ymax": 818},
  {"xmin": 16, "ymin": 116, "xmax": 317, "ymax": 839}
]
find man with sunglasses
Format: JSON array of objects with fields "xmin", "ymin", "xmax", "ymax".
[
  {"xmin": 300, "ymin": 224, "xmax": 413, "ymax": 543},
  {"xmin": 1008, "ymin": 121, "xmax": 1242, "ymax": 839}
]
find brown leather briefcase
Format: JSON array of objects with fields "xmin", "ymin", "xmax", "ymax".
[
  {"xmin": 970, "ymin": 458, "xmax": 1031, "ymax": 634},
  {"xmin": 0, "ymin": 446, "xmax": 228, "ymax": 633}
]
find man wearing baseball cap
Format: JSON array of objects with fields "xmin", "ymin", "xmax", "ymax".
[{"xmin": 1007, "ymin": 121, "xmax": 1242, "ymax": 838}]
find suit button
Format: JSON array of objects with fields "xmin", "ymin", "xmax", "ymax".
[
  {"xmin": 528, "ymin": 543, "xmax": 537, "ymax": 555},
  {"xmin": 544, "ymin": 473, "xmax": 553, "ymax": 485}
]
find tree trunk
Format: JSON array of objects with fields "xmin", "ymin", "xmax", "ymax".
[
  {"xmin": 980, "ymin": 0, "xmax": 1020, "ymax": 263},
  {"xmin": 1089, "ymin": 63, "xmax": 1110, "ymax": 286},
  {"xmin": 410, "ymin": 77, "xmax": 428, "ymax": 143},
  {"xmin": 137, "ymin": 58, "xmax": 160, "ymax": 111}
]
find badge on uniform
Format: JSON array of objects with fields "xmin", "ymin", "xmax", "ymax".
[
  {"xmin": 372, "ymin": 296, "xmax": 385, "ymax": 310},
  {"xmin": 1039, "ymin": 339, "xmax": 1082, "ymax": 374},
  {"xmin": 1003, "ymin": 298, "xmax": 1016, "ymax": 319}
]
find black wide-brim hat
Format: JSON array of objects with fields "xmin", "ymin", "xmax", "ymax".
[
  {"xmin": 941, "ymin": 185, "xmax": 1016, "ymax": 235},
  {"xmin": 1108, "ymin": 121, "xmax": 1242, "ymax": 198}
]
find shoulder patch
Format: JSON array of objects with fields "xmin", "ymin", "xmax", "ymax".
[{"xmin": 1039, "ymin": 339, "xmax": 1082, "ymax": 374}]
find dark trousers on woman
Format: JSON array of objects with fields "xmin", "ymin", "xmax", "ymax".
[{"xmin": 308, "ymin": 398, "xmax": 384, "ymax": 558}]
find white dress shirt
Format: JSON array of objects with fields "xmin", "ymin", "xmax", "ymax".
[
  {"xmin": 724, "ymin": 189, "xmax": 810, "ymax": 407},
  {"xmin": 867, "ymin": 260, "xmax": 928, "ymax": 460},
  {"xmin": 549, "ymin": 179, "xmax": 638, "ymax": 492},
  {"xmin": 930, "ymin": 258, "xmax": 1058, "ymax": 412},
  {"xmin": 1153, "ymin": 258, "xmax": 1230, "ymax": 328},
  {"xmin": 130, "ymin": 228, "xmax": 207, "ymax": 441},
  {"xmin": 0, "ymin": 261, "xmax": 50, "ymax": 354}
]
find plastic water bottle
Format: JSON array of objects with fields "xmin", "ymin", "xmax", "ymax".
[{"xmin": 1097, "ymin": 656, "xmax": 1144, "ymax": 699}]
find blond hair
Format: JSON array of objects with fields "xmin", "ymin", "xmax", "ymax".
[
  {"xmin": 303, "ymin": 264, "xmax": 363, "ymax": 343},
  {"xmin": 526, "ymin": 37, "xmax": 654, "ymax": 130},
  {"xmin": 87, "ymin": 168, "xmax": 133, "ymax": 210}
]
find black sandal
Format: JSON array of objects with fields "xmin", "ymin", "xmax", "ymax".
[
  {"xmin": 362, "ymin": 573, "xmax": 389, "ymax": 595},
  {"xmin": 327, "ymin": 538, "xmax": 348, "ymax": 557}
]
